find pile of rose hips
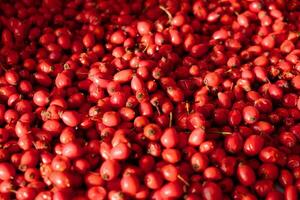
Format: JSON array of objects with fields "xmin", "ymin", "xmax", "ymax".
[{"xmin": 0, "ymin": 0, "xmax": 299, "ymax": 199}]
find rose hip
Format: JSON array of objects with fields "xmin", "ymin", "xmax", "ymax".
[
  {"xmin": 237, "ymin": 164, "xmax": 256, "ymax": 186},
  {"xmin": 0, "ymin": 0, "xmax": 299, "ymax": 199},
  {"xmin": 0, "ymin": 163, "xmax": 15, "ymax": 181}
]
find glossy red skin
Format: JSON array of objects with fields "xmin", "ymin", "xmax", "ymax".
[
  {"xmin": 0, "ymin": 0, "xmax": 299, "ymax": 199},
  {"xmin": 0, "ymin": 163, "xmax": 16, "ymax": 181},
  {"xmin": 113, "ymin": 69, "xmax": 133, "ymax": 84},
  {"xmin": 265, "ymin": 191, "xmax": 284, "ymax": 200},
  {"xmin": 110, "ymin": 92, "xmax": 127, "ymax": 108},
  {"xmin": 288, "ymin": 155, "xmax": 300, "ymax": 170},
  {"xmin": 268, "ymin": 84, "xmax": 283, "ymax": 100},
  {"xmin": 49, "ymin": 171, "xmax": 72, "ymax": 189},
  {"xmin": 33, "ymin": 90, "xmax": 50, "ymax": 107},
  {"xmin": 190, "ymin": 152, "xmax": 208, "ymax": 172},
  {"xmin": 161, "ymin": 164, "xmax": 179, "ymax": 182},
  {"xmin": 254, "ymin": 98, "xmax": 273, "ymax": 113},
  {"xmin": 279, "ymin": 169, "xmax": 294, "ymax": 187},
  {"xmin": 188, "ymin": 128, "xmax": 206, "ymax": 146},
  {"xmin": 51, "ymin": 155, "xmax": 70, "ymax": 172},
  {"xmin": 60, "ymin": 127, "xmax": 76, "ymax": 144},
  {"xmin": 285, "ymin": 185, "xmax": 298, "ymax": 200},
  {"xmin": 16, "ymin": 187, "xmax": 37, "ymax": 200},
  {"xmin": 252, "ymin": 121, "xmax": 275, "ymax": 135},
  {"xmin": 60, "ymin": 111, "xmax": 81, "ymax": 127},
  {"xmin": 228, "ymin": 109, "xmax": 242, "ymax": 126},
  {"xmin": 87, "ymin": 186, "xmax": 107, "ymax": 200},
  {"xmin": 84, "ymin": 173, "xmax": 105, "ymax": 187},
  {"xmin": 199, "ymin": 140, "xmax": 216, "ymax": 154},
  {"xmin": 20, "ymin": 149, "xmax": 39, "ymax": 171},
  {"xmin": 144, "ymin": 172, "xmax": 163, "ymax": 190},
  {"xmin": 213, "ymin": 108, "xmax": 229, "ymax": 126},
  {"xmin": 243, "ymin": 106, "xmax": 260, "ymax": 124},
  {"xmin": 220, "ymin": 157, "xmax": 237, "ymax": 176},
  {"xmin": 202, "ymin": 182, "xmax": 223, "ymax": 200},
  {"xmin": 161, "ymin": 148, "xmax": 181, "ymax": 164},
  {"xmin": 144, "ymin": 124, "xmax": 162, "ymax": 141},
  {"xmin": 224, "ymin": 132, "xmax": 243, "ymax": 154},
  {"xmin": 291, "ymin": 75, "xmax": 300, "ymax": 89},
  {"xmin": 160, "ymin": 181, "xmax": 184, "ymax": 199},
  {"xmin": 102, "ymin": 111, "xmax": 120, "ymax": 127},
  {"xmin": 138, "ymin": 155, "xmax": 155, "ymax": 173},
  {"xmin": 120, "ymin": 175, "xmax": 140, "ymax": 196},
  {"xmin": 110, "ymin": 143, "xmax": 131, "ymax": 160},
  {"xmin": 204, "ymin": 72, "xmax": 221, "ymax": 87},
  {"xmin": 237, "ymin": 164, "xmax": 256, "ymax": 186},
  {"xmin": 203, "ymin": 166, "xmax": 222, "ymax": 181},
  {"xmin": 62, "ymin": 142, "xmax": 83, "ymax": 159},
  {"xmin": 131, "ymin": 75, "xmax": 146, "ymax": 92},
  {"xmin": 254, "ymin": 179, "xmax": 274, "ymax": 197},
  {"xmin": 243, "ymin": 135, "xmax": 265, "ymax": 156},
  {"xmin": 160, "ymin": 127, "xmax": 179, "ymax": 148},
  {"xmin": 187, "ymin": 112, "xmax": 206, "ymax": 129},
  {"xmin": 100, "ymin": 160, "xmax": 121, "ymax": 181},
  {"xmin": 259, "ymin": 146, "xmax": 280, "ymax": 163},
  {"xmin": 279, "ymin": 131, "xmax": 297, "ymax": 147}
]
